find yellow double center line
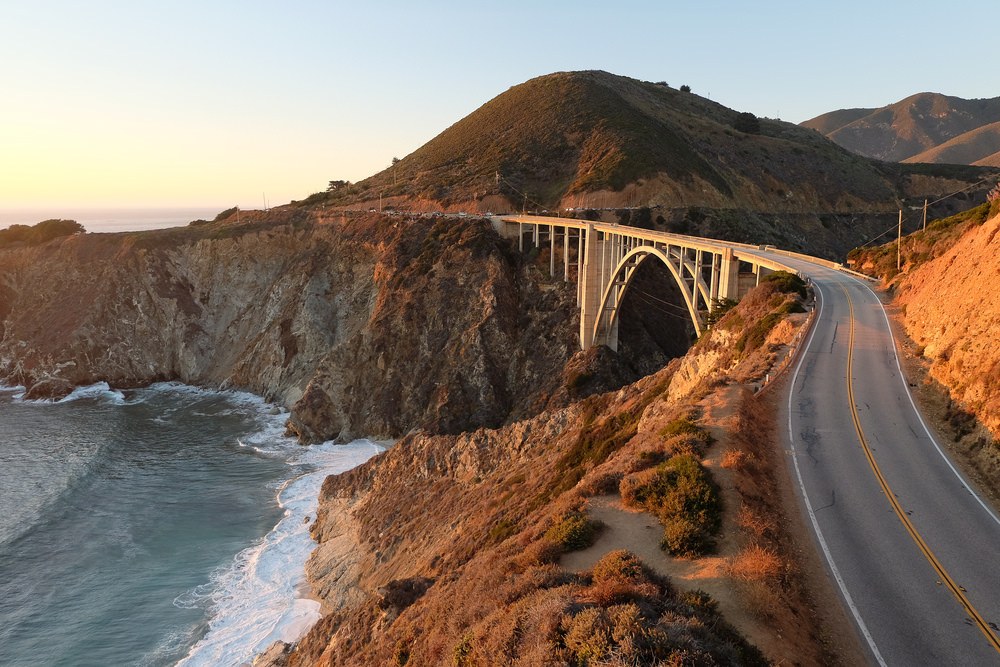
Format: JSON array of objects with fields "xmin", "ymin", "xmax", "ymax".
[{"xmin": 842, "ymin": 285, "xmax": 1000, "ymax": 653}]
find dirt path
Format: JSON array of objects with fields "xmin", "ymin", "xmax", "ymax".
[{"xmin": 562, "ymin": 382, "xmax": 868, "ymax": 666}]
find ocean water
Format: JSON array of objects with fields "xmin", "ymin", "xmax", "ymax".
[
  {"xmin": 0, "ymin": 208, "xmax": 224, "ymax": 233},
  {"xmin": 0, "ymin": 382, "xmax": 384, "ymax": 667}
]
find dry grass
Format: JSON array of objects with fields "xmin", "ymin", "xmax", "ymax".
[
  {"xmin": 736, "ymin": 504, "xmax": 778, "ymax": 542},
  {"xmin": 726, "ymin": 544, "xmax": 784, "ymax": 582},
  {"xmin": 720, "ymin": 448, "xmax": 748, "ymax": 469}
]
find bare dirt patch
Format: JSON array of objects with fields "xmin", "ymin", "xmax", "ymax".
[{"xmin": 563, "ymin": 384, "xmax": 866, "ymax": 665}]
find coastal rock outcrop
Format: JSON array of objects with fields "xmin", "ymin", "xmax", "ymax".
[{"xmin": 0, "ymin": 211, "xmax": 580, "ymax": 441}]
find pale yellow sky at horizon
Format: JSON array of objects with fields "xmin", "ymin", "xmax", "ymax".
[{"xmin": 3, "ymin": 1, "xmax": 996, "ymax": 211}]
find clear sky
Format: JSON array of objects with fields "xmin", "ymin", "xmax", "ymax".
[{"xmin": 2, "ymin": 0, "xmax": 996, "ymax": 210}]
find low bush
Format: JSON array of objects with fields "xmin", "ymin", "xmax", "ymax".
[
  {"xmin": 591, "ymin": 549, "xmax": 646, "ymax": 585},
  {"xmin": 620, "ymin": 454, "xmax": 722, "ymax": 557},
  {"xmin": 726, "ymin": 544, "xmax": 783, "ymax": 581},
  {"xmin": 761, "ymin": 270, "xmax": 806, "ymax": 298},
  {"xmin": 545, "ymin": 509, "xmax": 602, "ymax": 551},
  {"xmin": 736, "ymin": 311, "xmax": 783, "ymax": 353},
  {"xmin": 658, "ymin": 415, "xmax": 714, "ymax": 453},
  {"xmin": 488, "ymin": 518, "xmax": 518, "ymax": 544}
]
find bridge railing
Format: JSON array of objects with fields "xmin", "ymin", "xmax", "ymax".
[{"xmin": 498, "ymin": 213, "xmax": 874, "ymax": 281}]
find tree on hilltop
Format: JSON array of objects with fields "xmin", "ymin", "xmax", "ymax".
[
  {"xmin": 0, "ymin": 219, "xmax": 84, "ymax": 247},
  {"xmin": 733, "ymin": 112, "xmax": 761, "ymax": 134}
]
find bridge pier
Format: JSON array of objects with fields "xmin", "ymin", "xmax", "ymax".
[
  {"xmin": 497, "ymin": 215, "xmax": 799, "ymax": 352},
  {"xmin": 579, "ymin": 223, "xmax": 604, "ymax": 350}
]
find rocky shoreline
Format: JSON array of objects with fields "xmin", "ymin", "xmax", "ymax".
[{"xmin": 0, "ymin": 211, "xmax": 588, "ymax": 443}]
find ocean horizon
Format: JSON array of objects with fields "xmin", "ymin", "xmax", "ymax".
[{"xmin": 0, "ymin": 207, "xmax": 229, "ymax": 234}]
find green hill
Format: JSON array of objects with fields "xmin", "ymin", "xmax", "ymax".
[{"xmin": 301, "ymin": 71, "xmax": 999, "ymax": 258}]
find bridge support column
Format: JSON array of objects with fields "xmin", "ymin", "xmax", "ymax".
[
  {"xmin": 549, "ymin": 225, "xmax": 556, "ymax": 277},
  {"xmin": 563, "ymin": 227, "xmax": 570, "ymax": 281},
  {"xmin": 579, "ymin": 224, "xmax": 604, "ymax": 350},
  {"xmin": 718, "ymin": 248, "xmax": 740, "ymax": 302}
]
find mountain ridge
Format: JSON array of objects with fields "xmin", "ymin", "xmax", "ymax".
[
  {"xmin": 803, "ymin": 92, "xmax": 1000, "ymax": 164},
  {"xmin": 313, "ymin": 71, "xmax": 996, "ymax": 219}
]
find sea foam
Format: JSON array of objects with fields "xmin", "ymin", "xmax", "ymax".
[
  {"xmin": 174, "ymin": 438, "xmax": 385, "ymax": 666},
  {"xmin": 10, "ymin": 381, "xmax": 126, "ymax": 405}
]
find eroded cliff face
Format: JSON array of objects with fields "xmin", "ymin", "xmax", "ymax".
[
  {"xmin": 267, "ymin": 279, "xmax": 816, "ymax": 666},
  {"xmin": 895, "ymin": 211, "xmax": 1000, "ymax": 437},
  {"xmin": 0, "ymin": 211, "xmax": 580, "ymax": 441}
]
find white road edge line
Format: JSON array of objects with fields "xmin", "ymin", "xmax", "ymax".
[
  {"xmin": 787, "ymin": 280, "xmax": 888, "ymax": 667},
  {"xmin": 853, "ymin": 277, "xmax": 1000, "ymax": 528}
]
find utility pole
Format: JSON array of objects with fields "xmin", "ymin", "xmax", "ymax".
[
  {"xmin": 897, "ymin": 209, "xmax": 903, "ymax": 271},
  {"xmin": 922, "ymin": 198, "xmax": 928, "ymax": 232}
]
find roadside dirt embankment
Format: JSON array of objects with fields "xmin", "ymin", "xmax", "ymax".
[
  {"xmin": 0, "ymin": 212, "xmax": 582, "ymax": 442},
  {"xmin": 266, "ymin": 276, "xmax": 848, "ymax": 666}
]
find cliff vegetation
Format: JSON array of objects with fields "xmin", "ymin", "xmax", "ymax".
[
  {"xmin": 850, "ymin": 200, "xmax": 1000, "ymax": 491},
  {"xmin": 261, "ymin": 275, "xmax": 834, "ymax": 666}
]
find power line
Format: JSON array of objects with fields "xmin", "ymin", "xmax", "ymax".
[
  {"xmin": 926, "ymin": 177, "xmax": 994, "ymax": 208},
  {"xmin": 495, "ymin": 171, "xmax": 548, "ymax": 212},
  {"xmin": 857, "ymin": 176, "xmax": 997, "ymax": 248},
  {"xmin": 630, "ymin": 286, "xmax": 696, "ymax": 314},
  {"xmin": 624, "ymin": 290, "xmax": 698, "ymax": 324}
]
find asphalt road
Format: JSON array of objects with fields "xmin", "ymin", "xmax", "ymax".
[{"xmin": 747, "ymin": 251, "xmax": 1000, "ymax": 666}]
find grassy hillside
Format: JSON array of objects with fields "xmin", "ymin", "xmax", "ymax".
[
  {"xmin": 803, "ymin": 92, "xmax": 1000, "ymax": 163},
  {"xmin": 800, "ymin": 107, "xmax": 875, "ymax": 135},
  {"xmin": 975, "ymin": 151, "xmax": 1000, "ymax": 167},
  {"xmin": 904, "ymin": 120, "xmax": 1000, "ymax": 165},
  {"xmin": 309, "ymin": 72, "xmax": 994, "ymax": 218}
]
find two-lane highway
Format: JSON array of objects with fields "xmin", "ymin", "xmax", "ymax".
[{"xmin": 754, "ymin": 251, "xmax": 1000, "ymax": 665}]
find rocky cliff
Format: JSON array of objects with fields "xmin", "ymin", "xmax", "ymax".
[
  {"xmin": 0, "ymin": 211, "xmax": 589, "ymax": 441},
  {"xmin": 850, "ymin": 201, "xmax": 1000, "ymax": 481},
  {"xmin": 260, "ymin": 276, "xmax": 833, "ymax": 666},
  {"xmin": 894, "ymin": 211, "xmax": 1000, "ymax": 438}
]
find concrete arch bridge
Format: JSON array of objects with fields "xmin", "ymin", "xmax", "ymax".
[{"xmin": 494, "ymin": 215, "xmax": 849, "ymax": 351}]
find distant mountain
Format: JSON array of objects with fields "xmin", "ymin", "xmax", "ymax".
[
  {"xmin": 903, "ymin": 120, "xmax": 1000, "ymax": 166},
  {"xmin": 802, "ymin": 92, "xmax": 1000, "ymax": 163}
]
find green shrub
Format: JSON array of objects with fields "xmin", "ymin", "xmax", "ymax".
[
  {"xmin": 452, "ymin": 633, "xmax": 473, "ymax": 666},
  {"xmin": 705, "ymin": 297, "xmax": 739, "ymax": 328},
  {"xmin": 0, "ymin": 219, "xmax": 84, "ymax": 247},
  {"xmin": 658, "ymin": 416, "xmax": 713, "ymax": 452},
  {"xmin": 591, "ymin": 549, "xmax": 645, "ymax": 584},
  {"xmin": 736, "ymin": 311, "xmax": 783, "ymax": 353},
  {"xmin": 488, "ymin": 518, "xmax": 518, "ymax": 544},
  {"xmin": 545, "ymin": 510, "xmax": 601, "ymax": 551},
  {"xmin": 565, "ymin": 369, "xmax": 595, "ymax": 392},
  {"xmin": 619, "ymin": 454, "xmax": 722, "ymax": 557},
  {"xmin": 761, "ymin": 270, "xmax": 806, "ymax": 298},
  {"xmin": 562, "ymin": 607, "xmax": 613, "ymax": 663},
  {"xmin": 213, "ymin": 206, "xmax": 238, "ymax": 221},
  {"xmin": 778, "ymin": 299, "xmax": 806, "ymax": 314},
  {"xmin": 733, "ymin": 112, "xmax": 760, "ymax": 134}
]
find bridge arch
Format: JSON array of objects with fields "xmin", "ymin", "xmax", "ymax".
[{"xmin": 591, "ymin": 245, "xmax": 710, "ymax": 349}]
